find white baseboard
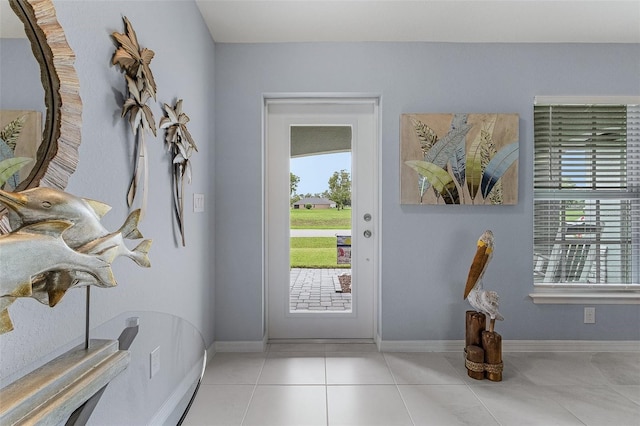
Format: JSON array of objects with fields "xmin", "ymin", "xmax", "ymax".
[
  {"xmin": 378, "ymin": 340, "xmax": 640, "ymax": 352},
  {"xmin": 375, "ymin": 332, "xmax": 382, "ymax": 351},
  {"xmin": 206, "ymin": 342, "xmax": 216, "ymax": 362},
  {"xmin": 149, "ymin": 355, "xmax": 204, "ymax": 425},
  {"xmin": 379, "ymin": 340, "xmax": 465, "ymax": 352},
  {"xmin": 502, "ymin": 340, "xmax": 640, "ymax": 352},
  {"xmin": 213, "ymin": 336, "xmax": 268, "ymax": 353},
  {"xmin": 210, "ymin": 338, "xmax": 639, "ymax": 353}
]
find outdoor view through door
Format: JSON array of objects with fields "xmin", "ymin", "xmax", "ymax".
[
  {"xmin": 290, "ymin": 126, "xmax": 352, "ymax": 313},
  {"xmin": 266, "ymin": 98, "xmax": 377, "ymax": 339}
]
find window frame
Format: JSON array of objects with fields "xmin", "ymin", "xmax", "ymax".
[{"xmin": 530, "ymin": 96, "xmax": 640, "ymax": 304}]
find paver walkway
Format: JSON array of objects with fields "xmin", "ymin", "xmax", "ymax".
[{"xmin": 289, "ymin": 268, "xmax": 352, "ymax": 311}]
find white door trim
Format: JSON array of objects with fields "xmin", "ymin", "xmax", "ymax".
[{"xmin": 262, "ymin": 94, "xmax": 381, "ymax": 340}]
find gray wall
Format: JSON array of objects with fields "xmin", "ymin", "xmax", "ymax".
[
  {"xmin": 0, "ymin": 38, "xmax": 44, "ymax": 112},
  {"xmin": 214, "ymin": 42, "xmax": 640, "ymax": 342},
  {"xmin": 0, "ymin": 0, "xmax": 216, "ymax": 382}
]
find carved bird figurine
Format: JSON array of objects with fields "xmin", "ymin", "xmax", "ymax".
[{"xmin": 464, "ymin": 230, "xmax": 503, "ymax": 331}]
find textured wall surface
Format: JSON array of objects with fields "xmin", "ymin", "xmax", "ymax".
[{"xmin": 0, "ymin": 0, "xmax": 216, "ymax": 385}]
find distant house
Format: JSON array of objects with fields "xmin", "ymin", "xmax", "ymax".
[{"xmin": 292, "ymin": 197, "xmax": 336, "ymax": 209}]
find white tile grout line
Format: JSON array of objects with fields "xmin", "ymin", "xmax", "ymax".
[
  {"xmin": 382, "ymin": 352, "xmax": 418, "ymax": 426},
  {"xmin": 239, "ymin": 353, "xmax": 267, "ymax": 426},
  {"xmin": 324, "ymin": 356, "xmax": 329, "ymax": 426},
  {"xmin": 606, "ymin": 384, "xmax": 640, "ymax": 407},
  {"xmin": 465, "ymin": 384, "xmax": 503, "ymax": 426},
  {"xmin": 438, "ymin": 351, "xmax": 503, "ymax": 426}
]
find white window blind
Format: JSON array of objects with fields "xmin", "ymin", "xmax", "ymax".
[{"xmin": 533, "ymin": 101, "xmax": 640, "ymax": 290}]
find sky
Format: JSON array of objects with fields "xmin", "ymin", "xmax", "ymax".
[{"xmin": 290, "ymin": 152, "xmax": 351, "ymax": 195}]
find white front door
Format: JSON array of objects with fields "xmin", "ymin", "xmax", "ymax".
[{"xmin": 265, "ymin": 98, "xmax": 379, "ymax": 339}]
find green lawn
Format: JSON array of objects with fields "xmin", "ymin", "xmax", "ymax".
[
  {"xmin": 290, "ymin": 237, "xmax": 350, "ymax": 268},
  {"xmin": 290, "ymin": 207, "xmax": 351, "ymax": 229}
]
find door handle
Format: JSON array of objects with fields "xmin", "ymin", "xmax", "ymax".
[{"xmin": 364, "ymin": 230, "xmax": 372, "ymax": 238}]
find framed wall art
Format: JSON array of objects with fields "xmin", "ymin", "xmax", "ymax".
[
  {"xmin": 1, "ymin": 110, "xmax": 41, "ymax": 189},
  {"xmin": 400, "ymin": 113, "xmax": 519, "ymax": 205}
]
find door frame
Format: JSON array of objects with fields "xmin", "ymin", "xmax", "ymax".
[{"xmin": 262, "ymin": 93, "xmax": 381, "ymax": 341}]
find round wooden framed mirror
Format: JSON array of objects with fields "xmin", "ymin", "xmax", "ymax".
[{"xmin": 4, "ymin": 0, "xmax": 82, "ymax": 192}]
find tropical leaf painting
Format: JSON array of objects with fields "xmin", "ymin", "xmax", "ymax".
[
  {"xmin": 0, "ymin": 110, "xmax": 42, "ymax": 189},
  {"xmin": 0, "ymin": 157, "xmax": 32, "ymax": 187},
  {"xmin": 400, "ymin": 113, "xmax": 519, "ymax": 205}
]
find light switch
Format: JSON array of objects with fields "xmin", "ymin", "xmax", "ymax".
[
  {"xmin": 150, "ymin": 346, "xmax": 160, "ymax": 378},
  {"xmin": 193, "ymin": 193, "xmax": 205, "ymax": 213}
]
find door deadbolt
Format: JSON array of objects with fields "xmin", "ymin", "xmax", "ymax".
[{"xmin": 364, "ymin": 213, "xmax": 372, "ymax": 222}]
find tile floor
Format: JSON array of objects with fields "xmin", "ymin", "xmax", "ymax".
[{"xmin": 183, "ymin": 343, "xmax": 640, "ymax": 426}]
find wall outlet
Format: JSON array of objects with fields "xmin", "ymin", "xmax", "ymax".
[
  {"xmin": 150, "ymin": 346, "xmax": 160, "ymax": 378},
  {"xmin": 194, "ymin": 193, "xmax": 205, "ymax": 213},
  {"xmin": 584, "ymin": 307, "xmax": 596, "ymax": 324}
]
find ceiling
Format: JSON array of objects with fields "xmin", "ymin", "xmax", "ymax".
[
  {"xmin": 2, "ymin": 1, "xmax": 638, "ymax": 43},
  {"xmin": 196, "ymin": 0, "xmax": 640, "ymax": 44}
]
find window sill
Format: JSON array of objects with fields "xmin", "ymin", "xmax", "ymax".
[{"xmin": 529, "ymin": 288, "xmax": 640, "ymax": 304}]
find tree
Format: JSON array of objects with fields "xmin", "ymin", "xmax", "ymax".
[
  {"xmin": 328, "ymin": 169, "xmax": 351, "ymax": 209},
  {"xmin": 290, "ymin": 172, "xmax": 300, "ymax": 196}
]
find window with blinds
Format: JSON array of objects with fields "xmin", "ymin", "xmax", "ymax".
[{"xmin": 533, "ymin": 101, "xmax": 640, "ymax": 288}]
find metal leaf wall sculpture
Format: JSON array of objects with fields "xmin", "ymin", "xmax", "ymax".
[
  {"xmin": 160, "ymin": 100, "xmax": 198, "ymax": 246},
  {"xmin": 111, "ymin": 17, "xmax": 157, "ymax": 218}
]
